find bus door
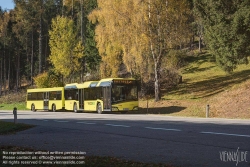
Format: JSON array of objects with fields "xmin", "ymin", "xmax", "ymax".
[
  {"xmin": 79, "ymin": 89, "xmax": 84, "ymax": 110},
  {"xmin": 103, "ymin": 87, "xmax": 111, "ymax": 111},
  {"xmin": 43, "ymin": 92, "xmax": 49, "ymax": 110}
]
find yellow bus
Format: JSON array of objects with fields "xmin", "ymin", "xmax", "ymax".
[
  {"xmin": 64, "ymin": 81, "xmax": 99, "ymax": 112},
  {"xmin": 26, "ymin": 78, "xmax": 138, "ymax": 114},
  {"xmin": 64, "ymin": 78, "xmax": 139, "ymax": 114},
  {"xmin": 26, "ymin": 87, "xmax": 65, "ymax": 112}
]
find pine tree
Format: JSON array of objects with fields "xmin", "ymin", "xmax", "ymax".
[
  {"xmin": 84, "ymin": 0, "xmax": 101, "ymax": 74},
  {"xmin": 194, "ymin": 0, "xmax": 250, "ymax": 73}
]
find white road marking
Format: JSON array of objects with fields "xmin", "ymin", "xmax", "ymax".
[
  {"xmin": 76, "ymin": 122, "xmax": 96, "ymax": 125},
  {"xmin": 54, "ymin": 120, "xmax": 69, "ymax": 123},
  {"xmin": 145, "ymin": 127, "xmax": 182, "ymax": 131},
  {"xmin": 105, "ymin": 124, "xmax": 130, "ymax": 128},
  {"xmin": 201, "ymin": 131, "xmax": 250, "ymax": 138}
]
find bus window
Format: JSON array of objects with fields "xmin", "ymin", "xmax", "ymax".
[
  {"xmin": 56, "ymin": 91, "xmax": 62, "ymax": 100},
  {"xmin": 27, "ymin": 92, "xmax": 37, "ymax": 100},
  {"xmin": 65, "ymin": 89, "xmax": 78, "ymax": 100},
  {"xmin": 37, "ymin": 92, "xmax": 43, "ymax": 100},
  {"xmin": 49, "ymin": 91, "xmax": 56, "ymax": 100},
  {"xmin": 49, "ymin": 91, "xmax": 62, "ymax": 100}
]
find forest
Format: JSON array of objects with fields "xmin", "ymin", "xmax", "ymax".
[{"xmin": 0, "ymin": 0, "xmax": 249, "ymax": 101}]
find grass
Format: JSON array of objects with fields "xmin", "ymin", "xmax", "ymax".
[
  {"xmin": 166, "ymin": 52, "xmax": 250, "ymax": 100},
  {"xmin": 0, "ymin": 121, "xmax": 34, "ymax": 135},
  {"xmin": 139, "ymin": 51, "xmax": 250, "ymax": 119},
  {"xmin": 0, "ymin": 89, "xmax": 27, "ymax": 110},
  {"xmin": 0, "ymin": 102, "xmax": 26, "ymax": 110}
]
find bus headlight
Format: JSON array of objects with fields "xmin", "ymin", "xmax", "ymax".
[
  {"xmin": 112, "ymin": 107, "xmax": 119, "ymax": 111},
  {"xmin": 133, "ymin": 106, "xmax": 138, "ymax": 110}
]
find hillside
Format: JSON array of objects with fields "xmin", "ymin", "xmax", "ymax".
[{"xmin": 139, "ymin": 52, "xmax": 250, "ymax": 119}]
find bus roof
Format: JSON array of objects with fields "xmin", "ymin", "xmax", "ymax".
[
  {"xmin": 64, "ymin": 81, "xmax": 98, "ymax": 89},
  {"xmin": 96, "ymin": 78, "xmax": 136, "ymax": 87},
  {"xmin": 77, "ymin": 81, "xmax": 98, "ymax": 88},
  {"xmin": 64, "ymin": 83, "xmax": 78, "ymax": 89},
  {"xmin": 99, "ymin": 78, "xmax": 136, "ymax": 82},
  {"xmin": 27, "ymin": 87, "xmax": 64, "ymax": 92}
]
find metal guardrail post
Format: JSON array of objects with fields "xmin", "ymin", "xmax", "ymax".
[{"xmin": 206, "ymin": 104, "xmax": 209, "ymax": 118}]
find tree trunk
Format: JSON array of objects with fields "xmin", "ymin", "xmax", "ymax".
[
  {"xmin": 199, "ymin": 33, "xmax": 202, "ymax": 53},
  {"xmin": 148, "ymin": 0, "xmax": 162, "ymax": 102},
  {"xmin": 80, "ymin": 0, "xmax": 84, "ymax": 83},
  {"xmin": 16, "ymin": 47, "xmax": 20, "ymax": 92},
  {"xmin": 8, "ymin": 51, "xmax": 10, "ymax": 91},
  {"xmin": 0, "ymin": 57, "xmax": 2, "ymax": 96},
  {"xmin": 39, "ymin": 11, "xmax": 43, "ymax": 74},
  {"xmin": 154, "ymin": 62, "xmax": 161, "ymax": 101},
  {"xmin": 31, "ymin": 30, "xmax": 34, "ymax": 85},
  {"xmin": 72, "ymin": 0, "xmax": 74, "ymax": 17},
  {"xmin": 26, "ymin": 35, "xmax": 29, "ymax": 85},
  {"xmin": 3, "ymin": 43, "xmax": 6, "ymax": 95},
  {"xmin": 44, "ymin": 35, "xmax": 48, "ymax": 70}
]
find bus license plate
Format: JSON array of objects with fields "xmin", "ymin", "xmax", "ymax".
[{"xmin": 123, "ymin": 108, "xmax": 129, "ymax": 110}]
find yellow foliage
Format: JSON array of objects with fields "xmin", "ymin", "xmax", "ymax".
[
  {"xmin": 34, "ymin": 72, "xmax": 49, "ymax": 88},
  {"xmin": 33, "ymin": 72, "xmax": 64, "ymax": 88},
  {"xmin": 49, "ymin": 16, "xmax": 84, "ymax": 78},
  {"xmin": 89, "ymin": 0, "xmax": 192, "ymax": 82}
]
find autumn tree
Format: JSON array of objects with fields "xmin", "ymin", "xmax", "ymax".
[
  {"xmin": 33, "ymin": 70, "xmax": 64, "ymax": 88},
  {"xmin": 62, "ymin": 0, "xmax": 100, "ymax": 81},
  {"xmin": 89, "ymin": 0, "xmax": 192, "ymax": 101},
  {"xmin": 49, "ymin": 16, "xmax": 84, "ymax": 81}
]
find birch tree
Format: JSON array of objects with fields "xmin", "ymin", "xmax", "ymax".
[{"xmin": 89, "ymin": 0, "xmax": 191, "ymax": 101}]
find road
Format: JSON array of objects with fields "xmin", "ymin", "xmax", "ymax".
[{"xmin": 0, "ymin": 110, "xmax": 250, "ymax": 167}]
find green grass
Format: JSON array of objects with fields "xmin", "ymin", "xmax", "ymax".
[
  {"xmin": 139, "ymin": 51, "xmax": 250, "ymax": 118},
  {"xmin": 164, "ymin": 51, "xmax": 250, "ymax": 100},
  {"xmin": 0, "ymin": 102, "xmax": 26, "ymax": 110},
  {"xmin": 0, "ymin": 89, "xmax": 27, "ymax": 110},
  {"xmin": 0, "ymin": 121, "xmax": 34, "ymax": 135}
]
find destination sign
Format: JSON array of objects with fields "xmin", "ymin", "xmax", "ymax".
[{"xmin": 113, "ymin": 80, "xmax": 135, "ymax": 84}]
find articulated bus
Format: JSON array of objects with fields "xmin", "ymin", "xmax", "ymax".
[
  {"xmin": 64, "ymin": 78, "xmax": 139, "ymax": 113},
  {"xmin": 26, "ymin": 87, "xmax": 65, "ymax": 112},
  {"xmin": 26, "ymin": 78, "xmax": 139, "ymax": 113}
]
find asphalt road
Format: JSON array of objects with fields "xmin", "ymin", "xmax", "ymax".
[{"xmin": 0, "ymin": 110, "xmax": 250, "ymax": 167}]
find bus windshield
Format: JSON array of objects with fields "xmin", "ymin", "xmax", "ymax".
[{"xmin": 111, "ymin": 84, "xmax": 138, "ymax": 103}]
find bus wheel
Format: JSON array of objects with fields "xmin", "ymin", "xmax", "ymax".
[
  {"xmin": 73, "ymin": 103, "xmax": 78, "ymax": 113},
  {"xmin": 52, "ymin": 104, "xmax": 56, "ymax": 112},
  {"xmin": 97, "ymin": 103, "xmax": 102, "ymax": 114},
  {"xmin": 31, "ymin": 104, "xmax": 36, "ymax": 112}
]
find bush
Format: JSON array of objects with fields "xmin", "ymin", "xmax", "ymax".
[
  {"xmin": 139, "ymin": 80, "xmax": 155, "ymax": 98},
  {"xmin": 33, "ymin": 71, "xmax": 64, "ymax": 88},
  {"xmin": 165, "ymin": 49, "xmax": 186, "ymax": 69},
  {"xmin": 159, "ymin": 50, "xmax": 186, "ymax": 88}
]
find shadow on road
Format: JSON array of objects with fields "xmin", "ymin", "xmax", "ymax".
[{"xmin": 126, "ymin": 106, "xmax": 186, "ymax": 115}]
